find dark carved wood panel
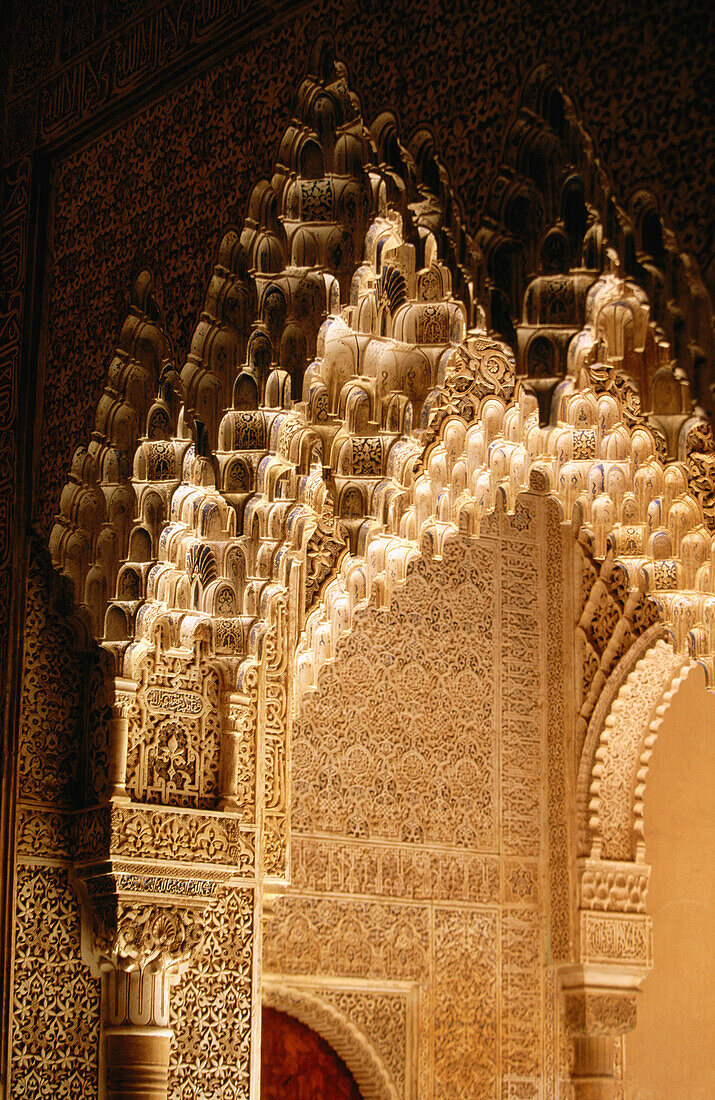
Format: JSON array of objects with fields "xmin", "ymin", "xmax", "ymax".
[{"xmin": 261, "ymin": 1006, "xmax": 363, "ymax": 1100}]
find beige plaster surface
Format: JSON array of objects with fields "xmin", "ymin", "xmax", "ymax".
[{"xmin": 625, "ymin": 665, "xmax": 715, "ymax": 1099}]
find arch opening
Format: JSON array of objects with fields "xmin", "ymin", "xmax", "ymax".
[
  {"xmin": 261, "ymin": 1006, "xmax": 363, "ymax": 1100},
  {"xmin": 624, "ymin": 665, "xmax": 715, "ymax": 1099}
]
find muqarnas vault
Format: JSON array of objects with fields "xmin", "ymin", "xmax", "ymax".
[{"xmin": 12, "ymin": 37, "xmax": 715, "ymax": 1100}]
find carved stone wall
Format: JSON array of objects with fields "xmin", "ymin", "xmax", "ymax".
[
  {"xmin": 169, "ymin": 887, "xmax": 254, "ymax": 1099},
  {"xmin": 18, "ymin": 545, "xmax": 89, "ymax": 809},
  {"xmin": 11, "ymin": 546, "xmax": 102, "ymax": 1098},
  {"xmin": 265, "ymin": 521, "xmax": 568, "ymax": 1098},
  {"xmin": 3, "ymin": 20, "xmax": 713, "ymax": 1099}
]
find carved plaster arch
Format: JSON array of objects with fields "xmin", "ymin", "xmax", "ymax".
[
  {"xmin": 572, "ymin": 646, "xmax": 706, "ymax": 1045},
  {"xmin": 575, "ymin": 622, "xmax": 664, "ymax": 855},
  {"xmin": 588, "ymin": 641, "xmax": 696, "ymax": 863},
  {"xmin": 262, "ymin": 982, "xmax": 400, "ymax": 1100}
]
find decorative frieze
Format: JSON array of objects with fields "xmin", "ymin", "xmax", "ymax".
[
  {"xmin": 580, "ymin": 912, "xmax": 652, "ymax": 968},
  {"xmin": 292, "ymin": 836, "xmax": 502, "ymax": 905},
  {"xmin": 73, "ymin": 805, "xmax": 254, "ymax": 872}
]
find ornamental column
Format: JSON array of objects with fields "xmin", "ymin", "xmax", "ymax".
[
  {"xmin": 71, "ymin": 644, "xmax": 258, "ymax": 1098},
  {"xmin": 563, "ymin": 984, "xmax": 637, "ymax": 1100},
  {"xmin": 103, "ymin": 968, "xmax": 173, "ymax": 1099},
  {"xmin": 563, "ymin": 859, "xmax": 654, "ymax": 1099},
  {"xmin": 90, "ymin": 900, "xmax": 206, "ymax": 1100}
]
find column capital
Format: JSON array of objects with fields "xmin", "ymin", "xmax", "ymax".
[
  {"xmin": 563, "ymin": 987, "xmax": 638, "ymax": 1038},
  {"xmin": 91, "ymin": 897, "xmax": 206, "ymax": 976}
]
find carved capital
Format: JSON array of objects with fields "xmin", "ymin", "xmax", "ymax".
[
  {"xmin": 91, "ymin": 898, "xmax": 206, "ymax": 974},
  {"xmin": 564, "ymin": 989, "xmax": 638, "ymax": 1037},
  {"xmin": 562, "ymin": 981, "xmax": 639, "ymax": 1100}
]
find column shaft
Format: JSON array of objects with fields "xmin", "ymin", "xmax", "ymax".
[{"xmin": 103, "ymin": 968, "xmax": 173, "ymax": 1100}]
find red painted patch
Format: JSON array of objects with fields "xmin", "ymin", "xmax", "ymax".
[{"xmin": 261, "ymin": 1006, "xmax": 363, "ymax": 1099}]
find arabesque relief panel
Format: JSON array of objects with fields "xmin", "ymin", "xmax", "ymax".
[
  {"xmin": 169, "ymin": 886, "xmax": 254, "ymax": 1099},
  {"xmin": 11, "ymin": 545, "xmax": 103, "ymax": 1099},
  {"xmin": 11, "ymin": 865, "xmax": 100, "ymax": 1100},
  {"xmin": 294, "ymin": 541, "xmax": 499, "ymax": 850},
  {"xmin": 265, "ymin": 523, "xmax": 564, "ymax": 1098}
]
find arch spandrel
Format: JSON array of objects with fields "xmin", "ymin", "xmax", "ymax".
[{"xmin": 12, "ymin": 37, "xmax": 715, "ymax": 1100}]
